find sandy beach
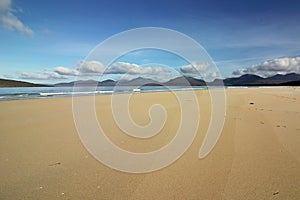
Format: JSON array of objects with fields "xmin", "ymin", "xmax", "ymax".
[{"xmin": 0, "ymin": 87, "xmax": 299, "ymax": 199}]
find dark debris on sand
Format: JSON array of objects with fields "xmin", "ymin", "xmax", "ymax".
[{"xmin": 48, "ymin": 162, "xmax": 61, "ymax": 166}]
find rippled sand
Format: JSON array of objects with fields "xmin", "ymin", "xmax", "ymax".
[{"xmin": 0, "ymin": 87, "xmax": 299, "ymax": 199}]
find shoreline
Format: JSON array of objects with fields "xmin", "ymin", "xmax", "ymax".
[{"xmin": 0, "ymin": 86, "xmax": 299, "ymax": 102}]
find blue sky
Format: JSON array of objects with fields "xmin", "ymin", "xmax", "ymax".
[{"xmin": 1, "ymin": 0, "xmax": 300, "ymax": 83}]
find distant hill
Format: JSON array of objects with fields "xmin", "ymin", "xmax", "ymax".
[
  {"xmin": 159, "ymin": 73, "xmax": 300, "ymax": 86},
  {"xmin": 54, "ymin": 79, "xmax": 100, "ymax": 87},
  {"xmin": 2, "ymin": 73, "xmax": 300, "ymax": 88},
  {"xmin": 0, "ymin": 78, "xmax": 50, "ymax": 87},
  {"xmin": 222, "ymin": 73, "xmax": 300, "ymax": 86},
  {"xmin": 54, "ymin": 79, "xmax": 117, "ymax": 87},
  {"xmin": 99, "ymin": 79, "xmax": 116, "ymax": 86},
  {"xmin": 263, "ymin": 73, "xmax": 300, "ymax": 84},
  {"xmin": 117, "ymin": 77, "xmax": 160, "ymax": 86},
  {"xmin": 223, "ymin": 74, "xmax": 264, "ymax": 86},
  {"xmin": 165, "ymin": 76, "xmax": 206, "ymax": 86}
]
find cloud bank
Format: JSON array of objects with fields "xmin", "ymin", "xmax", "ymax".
[
  {"xmin": 19, "ymin": 60, "xmax": 220, "ymax": 82},
  {"xmin": 232, "ymin": 56, "xmax": 300, "ymax": 77},
  {"xmin": 0, "ymin": 0, "xmax": 33, "ymax": 36},
  {"xmin": 180, "ymin": 62, "xmax": 210, "ymax": 74},
  {"xmin": 19, "ymin": 72, "xmax": 68, "ymax": 80},
  {"xmin": 107, "ymin": 62, "xmax": 173, "ymax": 75},
  {"xmin": 55, "ymin": 61, "xmax": 105, "ymax": 76},
  {"xmin": 180, "ymin": 62, "xmax": 219, "ymax": 81},
  {"xmin": 55, "ymin": 61, "xmax": 173, "ymax": 77},
  {"xmin": 19, "ymin": 61, "xmax": 177, "ymax": 81},
  {"xmin": 16, "ymin": 57, "xmax": 300, "ymax": 82}
]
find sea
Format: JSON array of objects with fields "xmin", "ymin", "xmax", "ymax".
[{"xmin": 0, "ymin": 86, "xmax": 209, "ymax": 101}]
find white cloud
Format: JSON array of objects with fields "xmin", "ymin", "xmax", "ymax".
[
  {"xmin": 54, "ymin": 61, "xmax": 174, "ymax": 80},
  {"xmin": 55, "ymin": 61, "xmax": 105, "ymax": 76},
  {"xmin": 179, "ymin": 62, "xmax": 221, "ymax": 81},
  {"xmin": 77, "ymin": 60, "xmax": 105, "ymax": 74},
  {"xmin": 19, "ymin": 72, "xmax": 68, "ymax": 80},
  {"xmin": 0, "ymin": 0, "xmax": 34, "ymax": 36},
  {"xmin": 106, "ymin": 62, "xmax": 178, "ymax": 82},
  {"xmin": 180, "ymin": 62, "xmax": 210, "ymax": 74},
  {"xmin": 232, "ymin": 68, "xmax": 248, "ymax": 76},
  {"xmin": 107, "ymin": 62, "xmax": 172, "ymax": 75},
  {"xmin": 54, "ymin": 66, "xmax": 79, "ymax": 76},
  {"xmin": 107, "ymin": 62, "xmax": 141, "ymax": 74},
  {"xmin": 206, "ymin": 71, "xmax": 219, "ymax": 80},
  {"xmin": 232, "ymin": 56, "xmax": 300, "ymax": 77}
]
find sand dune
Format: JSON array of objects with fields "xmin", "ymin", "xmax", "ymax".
[{"xmin": 0, "ymin": 87, "xmax": 299, "ymax": 199}]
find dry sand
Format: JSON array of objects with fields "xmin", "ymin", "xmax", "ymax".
[{"xmin": 0, "ymin": 87, "xmax": 299, "ymax": 199}]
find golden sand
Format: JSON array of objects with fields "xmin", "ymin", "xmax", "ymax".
[{"xmin": 0, "ymin": 87, "xmax": 299, "ymax": 199}]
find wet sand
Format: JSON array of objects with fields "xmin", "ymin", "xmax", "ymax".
[{"xmin": 0, "ymin": 87, "xmax": 299, "ymax": 199}]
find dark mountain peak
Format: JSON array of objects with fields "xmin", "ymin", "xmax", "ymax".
[
  {"xmin": 264, "ymin": 73, "xmax": 300, "ymax": 84},
  {"xmin": 99, "ymin": 79, "xmax": 116, "ymax": 86},
  {"xmin": 117, "ymin": 77, "xmax": 160, "ymax": 86},
  {"xmin": 165, "ymin": 76, "xmax": 206, "ymax": 86},
  {"xmin": 128, "ymin": 77, "xmax": 154, "ymax": 82},
  {"xmin": 101, "ymin": 79, "xmax": 115, "ymax": 83},
  {"xmin": 54, "ymin": 79, "xmax": 98, "ymax": 87},
  {"xmin": 224, "ymin": 74, "xmax": 263, "ymax": 86},
  {"xmin": 239, "ymin": 74, "xmax": 263, "ymax": 79}
]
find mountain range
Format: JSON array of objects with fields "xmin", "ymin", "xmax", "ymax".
[
  {"xmin": 1, "ymin": 73, "xmax": 300, "ymax": 87},
  {"xmin": 54, "ymin": 73, "xmax": 300, "ymax": 87}
]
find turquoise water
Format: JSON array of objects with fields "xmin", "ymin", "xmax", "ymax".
[{"xmin": 0, "ymin": 86, "xmax": 208, "ymax": 101}]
